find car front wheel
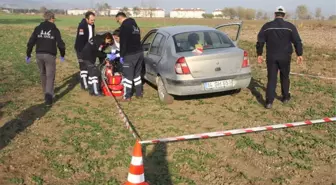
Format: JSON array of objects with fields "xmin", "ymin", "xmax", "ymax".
[{"xmin": 157, "ymin": 77, "xmax": 174, "ymax": 104}]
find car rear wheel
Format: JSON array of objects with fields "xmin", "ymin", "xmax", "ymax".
[{"xmin": 157, "ymin": 77, "xmax": 174, "ymax": 104}]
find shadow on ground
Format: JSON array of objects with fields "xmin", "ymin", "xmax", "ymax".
[
  {"xmin": 247, "ymin": 77, "xmax": 282, "ymax": 105},
  {"xmin": 144, "ymin": 143, "xmax": 173, "ymax": 185},
  {"xmin": 0, "ymin": 72, "xmax": 79, "ymax": 150}
]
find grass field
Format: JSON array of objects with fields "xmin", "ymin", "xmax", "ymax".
[{"xmin": 0, "ymin": 13, "xmax": 335, "ymax": 185}]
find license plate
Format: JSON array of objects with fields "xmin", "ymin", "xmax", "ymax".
[{"xmin": 204, "ymin": 79, "xmax": 233, "ymax": 90}]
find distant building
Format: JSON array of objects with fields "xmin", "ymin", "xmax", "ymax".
[
  {"xmin": 170, "ymin": 8, "xmax": 205, "ymax": 18},
  {"xmin": 98, "ymin": 10, "xmax": 109, "ymax": 16},
  {"xmin": 110, "ymin": 7, "xmax": 165, "ymax": 18},
  {"xmin": 109, "ymin": 7, "xmax": 122, "ymax": 16},
  {"xmin": 133, "ymin": 8, "xmax": 165, "ymax": 18},
  {"xmin": 212, "ymin": 9, "xmax": 230, "ymax": 19},
  {"xmin": 2, "ymin": 9, "xmax": 10, "ymax": 14},
  {"xmin": 67, "ymin": 9, "xmax": 95, "ymax": 16}
]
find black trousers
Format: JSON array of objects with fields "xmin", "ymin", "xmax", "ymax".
[
  {"xmin": 266, "ymin": 57, "xmax": 291, "ymax": 103},
  {"xmin": 83, "ymin": 60, "xmax": 101, "ymax": 95},
  {"xmin": 77, "ymin": 52, "xmax": 88, "ymax": 90},
  {"xmin": 122, "ymin": 51, "xmax": 144, "ymax": 99}
]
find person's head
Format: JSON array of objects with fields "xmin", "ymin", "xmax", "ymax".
[
  {"xmin": 188, "ymin": 33, "xmax": 200, "ymax": 46},
  {"xmin": 85, "ymin": 11, "xmax": 95, "ymax": 25},
  {"xmin": 103, "ymin": 32, "xmax": 113, "ymax": 45},
  {"xmin": 115, "ymin": 12, "xmax": 127, "ymax": 25},
  {"xmin": 112, "ymin": 28, "xmax": 120, "ymax": 43},
  {"xmin": 44, "ymin": 11, "xmax": 55, "ymax": 23},
  {"xmin": 274, "ymin": 6, "xmax": 286, "ymax": 18}
]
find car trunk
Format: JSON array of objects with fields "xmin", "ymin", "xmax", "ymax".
[{"xmin": 180, "ymin": 47, "xmax": 244, "ymax": 79}]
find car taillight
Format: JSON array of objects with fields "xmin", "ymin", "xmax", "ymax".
[
  {"xmin": 242, "ymin": 51, "xmax": 249, "ymax": 68},
  {"xmin": 175, "ymin": 57, "xmax": 190, "ymax": 74}
]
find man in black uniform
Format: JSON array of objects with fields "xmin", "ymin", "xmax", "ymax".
[
  {"xmin": 81, "ymin": 33, "xmax": 114, "ymax": 96},
  {"xmin": 26, "ymin": 11, "xmax": 66, "ymax": 106},
  {"xmin": 116, "ymin": 12, "xmax": 144, "ymax": 101},
  {"xmin": 74, "ymin": 11, "xmax": 95, "ymax": 90},
  {"xmin": 256, "ymin": 6, "xmax": 303, "ymax": 109}
]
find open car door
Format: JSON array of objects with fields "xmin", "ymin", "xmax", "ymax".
[{"xmin": 214, "ymin": 22, "xmax": 243, "ymax": 46}]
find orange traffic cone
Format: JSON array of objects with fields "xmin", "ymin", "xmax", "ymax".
[{"xmin": 124, "ymin": 140, "xmax": 149, "ymax": 185}]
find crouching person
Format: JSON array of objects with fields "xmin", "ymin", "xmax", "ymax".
[
  {"xmin": 108, "ymin": 29, "xmax": 123, "ymax": 73},
  {"xmin": 81, "ymin": 32, "xmax": 114, "ymax": 96}
]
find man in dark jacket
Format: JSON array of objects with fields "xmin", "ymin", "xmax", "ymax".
[
  {"xmin": 26, "ymin": 11, "xmax": 65, "ymax": 106},
  {"xmin": 81, "ymin": 33, "xmax": 114, "ymax": 96},
  {"xmin": 256, "ymin": 6, "xmax": 303, "ymax": 109},
  {"xmin": 116, "ymin": 12, "xmax": 144, "ymax": 101},
  {"xmin": 74, "ymin": 11, "xmax": 95, "ymax": 90}
]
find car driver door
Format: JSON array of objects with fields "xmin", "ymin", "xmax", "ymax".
[
  {"xmin": 142, "ymin": 31, "xmax": 167, "ymax": 84},
  {"xmin": 214, "ymin": 22, "xmax": 243, "ymax": 46}
]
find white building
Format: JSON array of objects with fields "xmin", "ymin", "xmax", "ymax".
[
  {"xmin": 170, "ymin": 8, "xmax": 205, "ymax": 18},
  {"xmin": 98, "ymin": 10, "xmax": 109, "ymax": 16},
  {"xmin": 212, "ymin": 9, "xmax": 230, "ymax": 19},
  {"xmin": 212, "ymin": 9, "xmax": 222, "ymax": 17},
  {"xmin": 109, "ymin": 7, "xmax": 122, "ymax": 16},
  {"xmin": 67, "ymin": 9, "xmax": 93, "ymax": 16},
  {"xmin": 110, "ymin": 7, "xmax": 165, "ymax": 18}
]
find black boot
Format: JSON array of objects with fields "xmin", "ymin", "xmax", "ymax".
[{"xmin": 45, "ymin": 93, "xmax": 53, "ymax": 107}]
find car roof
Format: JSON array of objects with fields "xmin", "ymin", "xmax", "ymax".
[{"xmin": 158, "ymin": 25, "xmax": 216, "ymax": 35}]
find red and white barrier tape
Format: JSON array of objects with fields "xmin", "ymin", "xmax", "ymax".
[
  {"xmin": 289, "ymin": 72, "xmax": 336, "ymax": 80},
  {"xmin": 256, "ymin": 67, "xmax": 336, "ymax": 80},
  {"xmin": 115, "ymin": 101, "xmax": 139, "ymax": 139},
  {"xmin": 101, "ymin": 71, "xmax": 139, "ymax": 139},
  {"xmin": 139, "ymin": 117, "xmax": 336, "ymax": 144}
]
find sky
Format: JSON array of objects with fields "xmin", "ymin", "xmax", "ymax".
[{"xmin": 60, "ymin": 0, "xmax": 336, "ymax": 16}]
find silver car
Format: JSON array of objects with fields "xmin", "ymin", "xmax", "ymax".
[{"xmin": 142, "ymin": 23, "xmax": 251, "ymax": 104}]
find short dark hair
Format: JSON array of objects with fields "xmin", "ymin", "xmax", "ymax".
[
  {"xmin": 85, "ymin": 11, "xmax": 95, "ymax": 19},
  {"xmin": 104, "ymin": 32, "xmax": 113, "ymax": 40},
  {"xmin": 112, "ymin": 28, "xmax": 120, "ymax": 36},
  {"xmin": 115, "ymin": 12, "xmax": 127, "ymax": 18},
  {"xmin": 275, "ymin": 12, "xmax": 285, "ymax": 17}
]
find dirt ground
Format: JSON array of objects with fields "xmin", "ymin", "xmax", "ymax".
[{"xmin": 0, "ymin": 16, "xmax": 335, "ymax": 185}]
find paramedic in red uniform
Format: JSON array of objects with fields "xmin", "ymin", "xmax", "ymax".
[{"xmin": 256, "ymin": 6, "xmax": 303, "ymax": 109}]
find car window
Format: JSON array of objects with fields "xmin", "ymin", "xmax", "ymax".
[
  {"xmin": 173, "ymin": 31, "xmax": 234, "ymax": 53},
  {"xmin": 149, "ymin": 33, "xmax": 165, "ymax": 55},
  {"xmin": 143, "ymin": 32, "xmax": 156, "ymax": 45}
]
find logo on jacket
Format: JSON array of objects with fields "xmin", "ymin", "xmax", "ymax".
[
  {"xmin": 132, "ymin": 26, "xmax": 140, "ymax": 35},
  {"xmin": 79, "ymin": 29, "xmax": 84, "ymax": 35},
  {"xmin": 38, "ymin": 30, "xmax": 54, "ymax": 39}
]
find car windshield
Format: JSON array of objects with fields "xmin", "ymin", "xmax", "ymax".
[{"xmin": 173, "ymin": 30, "xmax": 235, "ymax": 53}]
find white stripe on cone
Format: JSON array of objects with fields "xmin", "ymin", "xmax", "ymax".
[
  {"xmin": 131, "ymin": 156, "xmax": 143, "ymax": 166},
  {"xmin": 127, "ymin": 173, "xmax": 145, "ymax": 184}
]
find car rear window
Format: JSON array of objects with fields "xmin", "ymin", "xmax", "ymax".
[{"xmin": 173, "ymin": 31, "xmax": 235, "ymax": 53}]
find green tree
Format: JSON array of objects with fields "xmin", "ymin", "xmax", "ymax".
[
  {"xmin": 236, "ymin": 6, "xmax": 246, "ymax": 20},
  {"xmin": 133, "ymin": 6, "xmax": 140, "ymax": 17},
  {"xmin": 315, "ymin": 8, "xmax": 322, "ymax": 20},
  {"xmin": 256, "ymin": 10, "xmax": 263, "ymax": 20},
  {"xmin": 221, "ymin": 8, "xmax": 237, "ymax": 19},
  {"xmin": 296, "ymin": 5, "xmax": 309, "ymax": 20},
  {"xmin": 39, "ymin": 6, "xmax": 47, "ymax": 13}
]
